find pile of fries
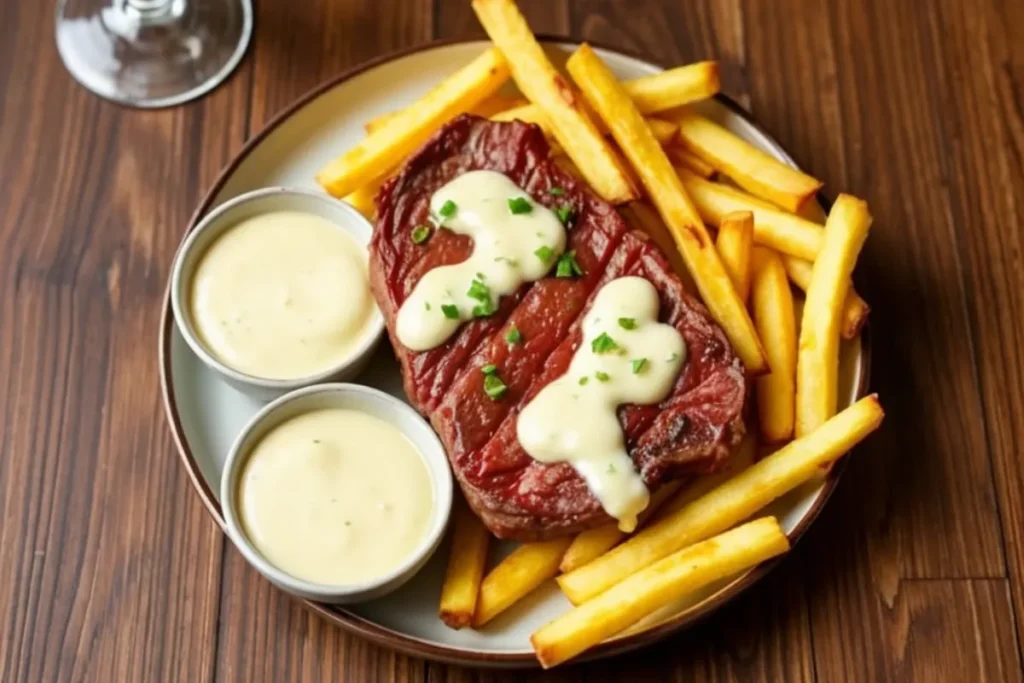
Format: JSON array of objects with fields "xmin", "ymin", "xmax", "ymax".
[{"xmin": 316, "ymin": 0, "xmax": 883, "ymax": 668}]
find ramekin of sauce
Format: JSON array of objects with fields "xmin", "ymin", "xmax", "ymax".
[
  {"xmin": 171, "ymin": 187, "xmax": 385, "ymax": 398},
  {"xmin": 220, "ymin": 384, "xmax": 453, "ymax": 603}
]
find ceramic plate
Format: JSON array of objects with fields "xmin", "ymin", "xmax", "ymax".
[{"xmin": 160, "ymin": 38, "xmax": 869, "ymax": 666}]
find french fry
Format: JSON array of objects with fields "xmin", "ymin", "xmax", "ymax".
[
  {"xmin": 624, "ymin": 61, "xmax": 720, "ymax": 113},
  {"xmin": 559, "ymin": 481, "xmax": 682, "ymax": 574},
  {"xmin": 317, "ymin": 48, "xmax": 510, "ymax": 197},
  {"xmin": 566, "ymin": 43, "xmax": 767, "ymax": 373},
  {"xmin": 557, "ymin": 395, "xmax": 884, "ymax": 604},
  {"xmin": 667, "ymin": 146, "xmax": 715, "ymax": 178},
  {"xmin": 677, "ymin": 169, "xmax": 823, "ymax": 262},
  {"xmin": 488, "ymin": 60, "xmax": 719, "ymax": 134},
  {"xmin": 532, "ymin": 516, "xmax": 789, "ymax": 668},
  {"xmin": 796, "ymin": 195, "xmax": 872, "ymax": 436},
  {"xmin": 364, "ymin": 95, "xmax": 529, "ymax": 134},
  {"xmin": 674, "ymin": 112, "xmax": 823, "ymax": 211},
  {"xmin": 472, "ymin": 0, "xmax": 638, "ymax": 204},
  {"xmin": 715, "ymin": 211, "xmax": 754, "ymax": 302},
  {"xmin": 438, "ymin": 500, "xmax": 491, "ymax": 629},
  {"xmin": 473, "ymin": 537, "xmax": 573, "ymax": 627},
  {"xmin": 782, "ymin": 255, "xmax": 869, "ymax": 339},
  {"xmin": 751, "ymin": 249, "xmax": 797, "ymax": 443},
  {"xmin": 645, "ymin": 118, "xmax": 678, "ymax": 145},
  {"xmin": 342, "ymin": 175, "xmax": 386, "ymax": 220}
]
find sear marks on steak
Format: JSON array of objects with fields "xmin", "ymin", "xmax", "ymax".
[{"xmin": 371, "ymin": 115, "xmax": 746, "ymax": 540}]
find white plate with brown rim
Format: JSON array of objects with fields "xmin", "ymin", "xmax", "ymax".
[{"xmin": 159, "ymin": 37, "xmax": 870, "ymax": 667}]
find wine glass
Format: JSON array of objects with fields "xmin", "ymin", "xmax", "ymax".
[{"xmin": 56, "ymin": 0, "xmax": 253, "ymax": 109}]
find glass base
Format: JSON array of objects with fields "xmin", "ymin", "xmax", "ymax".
[{"xmin": 56, "ymin": 0, "xmax": 253, "ymax": 108}]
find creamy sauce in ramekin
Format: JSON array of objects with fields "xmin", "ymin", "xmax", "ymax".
[
  {"xmin": 238, "ymin": 408, "xmax": 434, "ymax": 585},
  {"xmin": 190, "ymin": 211, "xmax": 376, "ymax": 379}
]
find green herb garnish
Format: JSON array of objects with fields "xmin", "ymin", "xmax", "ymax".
[
  {"xmin": 425, "ymin": 302, "xmax": 431, "ymax": 311},
  {"xmin": 495, "ymin": 256, "xmax": 519, "ymax": 266},
  {"xmin": 591, "ymin": 332, "xmax": 620, "ymax": 354},
  {"xmin": 534, "ymin": 245, "xmax": 555, "ymax": 264},
  {"xmin": 555, "ymin": 206, "xmax": 574, "ymax": 226},
  {"xmin": 666, "ymin": 352, "xmax": 679, "ymax": 362},
  {"xmin": 411, "ymin": 224, "xmax": 431, "ymax": 244},
  {"xmin": 632, "ymin": 358, "xmax": 648, "ymax": 374},
  {"xmin": 467, "ymin": 278, "xmax": 496, "ymax": 317},
  {"xmin": 438, "ymin": 199, "xmax": 457, "ymax": 219},
  {"xmin": 505, "ymin": 326, "xmax": 522, "ymax": 344},
  {"xmin": 508, "ymin": 197, "xmax": 533, "ymax": 214},
  {"xmin": 578, "ymin": 376, "xmax": 589, "ymax": 386},
  {"xmin": 549, "ymin": 187, "xmax": 565, "ymax": 196},
  {"xmin": 595, "ymin": 371, "xmax": 611, "ymax": 382},
  {"xmin": 481, "ymin": 364, "xmax": 497, "ymax": 375},
  {"xmin": 618, "ymin": 317, "xmax": 637, "ymax": 330},
  {"xmin": 483, "ymin": 373, "xmax": 507, "ymax": 400},
  {"xmin": 441, "ymin": 304, "xmax": 459, "ymax": 319},
  {"xmin": 555, "ymin": 250, "xmax": 584, "ymax": 278},
  {"xmin": 607, "ymin": 463, "xmax": 616, "ymax": 474}
]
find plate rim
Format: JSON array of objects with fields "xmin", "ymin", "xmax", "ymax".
[{"xmin": 158, "ymin": 35, "xmax": 872, "ymax": 667}]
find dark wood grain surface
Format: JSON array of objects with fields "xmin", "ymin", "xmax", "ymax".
[{"xmin": 1, "ymin": 0, "xmax": 1022, "ymax": 681}]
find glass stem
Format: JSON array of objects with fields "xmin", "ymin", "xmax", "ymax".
[{"xmin": 122, "ymin": 0, "xmax": 185, "ymax": 25}]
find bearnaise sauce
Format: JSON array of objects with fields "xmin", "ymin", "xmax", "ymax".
[{"xmin": 516, "ymin": 277, "xmax": 686, "ymax": 531}]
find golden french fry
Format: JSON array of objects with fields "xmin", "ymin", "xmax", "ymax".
[
  {"xmin": 677, "ymin": 169, "xmax": 823, "ymax": 262},
  {"xmin": 559, "ymin": 481, "xmax": 682, "ymax": 574},
  {"xmin": 796, "ymin": 195, "xmax": 872, "ymax": 436},
  {"xmin": 473, "ymin": 537, "xmax": 572, "ymax": 627},
  {"xmin": 364, "ymin": 95, "xmax": 529, "ymax": 135},
  {"xmin": 490, "ymin": 60, "xmax": 719, "ymax": 132},
  {"xmin": 342, "ymin": 175, "xmax": 386, "ymax": 220},
  {"xmin": 715, "ymin": 211, "xmax": 754, "ymax": 302},
  {"xmin": 645, "ymin": 118, "xmax": 678, "ymax": 145},
  {"xmin": 566, "ymin": 43, "xmax": 767, "ymax": 373},
  {"xmin": 781, "ymin": 255, "xmax": 869, "ymax": 340},
  {"xmin": 317, "ymin": 48, "xmax": 510, "ymax": 197},
  {"xmin": 751, "ymin": 249, "xmax": 797, "ymax": 443},
  {"xmin": 624, "ymin": 61, "xmax": 720, "ymax": 113},
  {"xmin": 557, "ymin": 395, "xmax": 884, "ymax": 604},
  {"xmin": 439, "ymin": 500, "xmax": 491, "ymax": 629},
  {"xmin": 472, "ymin": 0, "xmax": 638, "ymax": 204},
  {"xmin": 674, "ymin": 112, "xmax": 822, "ymax": 212},
  {"xmin": 653, "ymin": 433, "xmax": 757, "ymax": 523},
  {"xmin": 532, "ymin": 517, "xmax": 789, "ymax": 668},
  {"xmin": 666, "ymin": 146, "xmax": 715, "ymax": 178}
]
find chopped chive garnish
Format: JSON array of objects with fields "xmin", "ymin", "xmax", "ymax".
[
  {"xmin": 472, "ymin": 301, "xmax": 496, "ymax": 317},
  {"xmin": 578, "ymin": 376, "xmax": 589, "ymax": 386},
  {"xmin": 555, "ymin": 250, "xmax": 584, "ymax": 278},
  {"xmin": 411, "ymin": 224, "xmax": 431, "ymax": 244},
  {"xmin": 534, "ymin": 245, "xmax": 555, "ymax": 264},
  {"xmin": 595, "ymin": 371, "xmax": 611, "ymax": 382},
  {"xmin": 555, "ymin": 206, "xmax": 574, "ymax": 226},
  {"xmin": 607, "ymin": 463, "xmax": 616, "ymax": 474},
  {"xmin": 441, "ymin": 304, "xmax": 459, "ymax": 319},
  {"xmin": 618, "ymin": 317, "xmax": 637, "ymax": 330},
  {"xmin": 505, "ymin": 326, "xmax": 522, "ymax": 344},
  {"xmin": 495, "ymin": 256, "xmax": 519, "ymax": 266},
  {"xmin": 476, "ymin": 271, "xmax": 486, "ymax": 281},
  {"xmin": 508, "ymin": 197, "xmax": 533, "ymax": 214},
  {"xmin": 666, "ymin": 352, "xmax": 680, "ymax": 362},
  {"xmin": 424, "ymin": 302, "xmax": 431, "ymax": 311},
  {"xmin": 438, "ymin": 199, "xmax": 457, "ymax": 218},
  {"xmin": 483, "ymin": 373, "xmax": 507, "ymax": 400},
  {"xmin": 481, "ymin": 364, "xmax": 497, "ymax": 375},
  {"xmin": 549, "ymin": 187, "xmax": 565, "ymax": 196},
  {"xmin": 591, "ymin": 332, "xmax": 620, "ymax": 354},
  {"xmin": 467, "ymin": 278, "xmax": 490, "ymax": 303},
  {"xmin": 632, "ymin": 358, "xmax": 648, "ymax": 374}
]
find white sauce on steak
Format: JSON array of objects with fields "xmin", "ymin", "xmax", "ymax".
[
  {"xmin": 516, "ymin": 277, "xmax": 686, "ymax": 531},
  {"xmin": 395, "ymin": 170, "xmax": 567, "ymax": 351}
]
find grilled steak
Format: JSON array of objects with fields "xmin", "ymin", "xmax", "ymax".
[{"xmin": 371, "ymin": 115, "xmax": 746, "ymax": 540}]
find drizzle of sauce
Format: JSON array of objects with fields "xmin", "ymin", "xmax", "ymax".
[
  {"xmin": 516, "ymin": 277, "xmax": 686, "ymax": 531},
  {"xmin": 395, "ymin": 170, "xmax": 566, "ymax": 351}
]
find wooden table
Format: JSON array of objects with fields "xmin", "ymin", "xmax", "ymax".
[{"xmin": 2, "ymin": 0, "xmax": 1023, "ymax": 680}]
